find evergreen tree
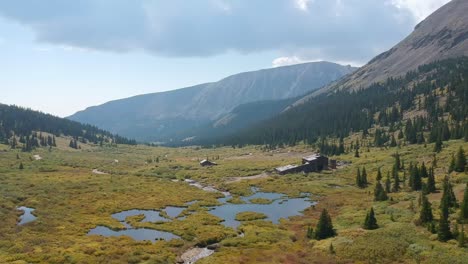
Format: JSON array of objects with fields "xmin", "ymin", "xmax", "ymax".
[
  {"xmin": 449, "ymin": 154, "xmax": 456, "ymax": 173},
  {"xmin": 419, "ymin": 194, "xmax": 433, "ymax": 224},
  {"xmin": 374, "ymin": 181, "xmax": 388, "ymax": 201},
  {"xmin": 438, "ymin": 190, "xmax": 452, "ymax": 242},
  {"xmin": 354, "ymin": 147, "xmax": 360, "ymax": 158},
  {"xmin": 314, "ymin": 209, "xmax": 336, "ymax": 240},
  {"xmin": 427, "ymin": 167, "xmax": 436, "ymax": 193},
  {"xmin": 356, "ymin": 168, "xmax": 362, "ymax": 188},
  {"xmin": 460, "ymin": 184, "xmax": 468, "ymax": 223},
  {"xmin": 392, "ymin": 165, "xmax": 400, "ymax": 192},
  {"xmin": 19, "ymin": 162, "xmax": 24, "ymax": 170},
  {"xmin": 361, "ymin": 167, "xmax": 368, "ymax": 187},
  {"xmin": 376, "ymin": 167, "xmax": 382, "ymax": 181},
  {"xmin": 455, "ymin": 147, "xmax": 466, "ymax": 172},
  {"xmin": 363, "ymin": 207, "xmax": 379, "ymax": 230},
  {"xmin": 385, "ymin": 172, "xmax": 392, "ymax": 194},
  {"xmin": 420, "ymin": 162, "xmax": 428, "ymax": 178},
  {"xmin": 411, "ymin": 164, "xmax": 422, "ymax": 191},
  {"xmin": 441, "ymin": 177, "xmax": 457, "ymax": 209}
]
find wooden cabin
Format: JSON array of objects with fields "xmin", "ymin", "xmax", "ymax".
[
  {"xmin": 302, "ymin": 154, "xmax": 329, "ymax": 172},
  {"xmin": 200, "ymin": 159, "xmax": 217, "ymax": 167}
]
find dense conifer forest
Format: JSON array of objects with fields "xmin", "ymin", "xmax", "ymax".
[
  {"xmin": 0, "ymin": 104, "xmax": 136, "ymax": 150},
  {"xmin": 218, "ymin": 57, "xmax": 468, "ymax": 151}
]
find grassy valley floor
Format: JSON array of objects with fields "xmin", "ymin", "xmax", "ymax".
[{"xmin": 0, "ymin": 139, "xmax": 467, "ymax": 263}]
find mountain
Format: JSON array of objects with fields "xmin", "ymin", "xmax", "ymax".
[
  {"xmin": 296, "ymin": 0, "xmax": 468, "ymax": 104},
  {"xmin": 0, "ymin": 104, "xmax": 136, "ymax": 147},
  {"xmin": 68, "ymin": 62, "xmax": 356, "ymax": 142},
  {"xmin": 223, "ymin": 0, "xmax": 468, "ymax": 148}
]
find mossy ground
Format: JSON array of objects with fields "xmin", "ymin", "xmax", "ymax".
[{"xmin": 0, "ymin": 139, "xmax": 467, "ymax": 263}]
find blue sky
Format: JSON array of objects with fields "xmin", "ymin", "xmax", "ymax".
[{"xmin": 0, "ymin": 0, "xmax": 450, "ymax": 117}]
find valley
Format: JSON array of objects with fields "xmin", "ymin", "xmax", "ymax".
[{"xmin": 1, "ymin": 137, "xmax": 467, "ymax": 263}]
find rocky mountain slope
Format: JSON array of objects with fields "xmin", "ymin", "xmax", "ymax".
[
  {"xmin": 298, "ymin": 0, "xmax": 468, "ymax": 102},
  {"xmin": 68, "ymin": 61, "xmax": 355, "ymax": 141}
]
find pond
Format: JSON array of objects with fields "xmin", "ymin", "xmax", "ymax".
[
  {"xmin": 88, "ymin": 208, "xmax": 180, "ymax": 242},
  {"xmin": 210, "ymin": 191, "xmax": 314, "ymax": 228},
  {"xmin": 88, "ymin": 226, "xmax": 180, "ymax": 242},
  {"xmin": 17, "ymin": 206, "xmax": 37, "ymax": 225},
  {"xmin": 88, "ymin": 188, "xmax": 314, "ymax": 242}
]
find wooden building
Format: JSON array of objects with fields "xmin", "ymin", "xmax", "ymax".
[
  {"xmin": 275, "ymin": 153, "xmax": 330, "ymax": 175},
  {"xmin": 200, "ymin": 159, "xmax": 217, "ymax": 167},
  {"xmin": 302, "ymin": 154, "xmax": 329, "ymax": 172}
]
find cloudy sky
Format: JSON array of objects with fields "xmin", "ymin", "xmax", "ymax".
[{"xmin": 0, "ymin": 0, "xmax": 450, "ymax": 117}]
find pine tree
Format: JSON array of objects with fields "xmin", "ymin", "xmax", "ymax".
[
  {"xmin": 419, "ymin": 194, "xmax": 433, "ymax": 224},
  {"xmin": 455, "ymin": 147, "xmax": 466, "ymax": 172},
  {"xmin": 441, "ymin": 177, "xmax": 457, "ymax": 209},
  {"xmin": 354, "ymin": 147, "xmax": 360, "ymax": 158},
  {"xmin": 427, "ymin": 167, "xmax": 436, "ymax": 193},
  {"xmin": 19, "ymin": 162, "xmax": 24, "ymax": 170},
  {"xmin": 374, "ymin": 181, "xmax": 388, "ymax": 201},
  {"xmin": 438, "ymin": 190, "xmax": 452, "ymax": 242},
  {"xmin": 392, "ymin": 165, "xmax": 400, "ymax": 192},
  {"xmin": 363, "ymin": 207, "xmax": 379, "ymax": 230},
  {"xmin": 411, "ymin": 164, "xmax": 422, "ymax": 191},
  {"xmin": 376, "ymin": 167, "xmax": 382, "ymax": 181},
  {"xmin": 460, "ymin": 184, "xmax": 468, "ymax": 223},
  {"xmin": 449, "ymin": 154, "xmax": 456, "ymax": 173},
  {"xmin": 385, "ymin": 172, "xmax": 392, "ymax": 194},
  {"xmin": 420, "ymin": 162, "xmax": 428, "ymax": 178},
  {"xmin": 356, "ymin": 168, "xmax": 362, "ymax": 188},
  {"xmin": 314, "ymin": 209, "xmax": 336, "ymax": 240},
  {"xmin": 361, "ymin": 167, "xmax": 368, "ymax": 187}
]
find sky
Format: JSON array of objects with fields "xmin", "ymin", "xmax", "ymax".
[{"xmin": 0, "ymin": 0, "xmax": 450, "ymax": 117}]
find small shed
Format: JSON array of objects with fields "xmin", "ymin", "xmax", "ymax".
[{"xmin": 200, "ymin": 159, "xmax": 217, "ymax": 167}]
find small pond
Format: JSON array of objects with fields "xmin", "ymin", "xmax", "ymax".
[
  {"xmin": 17, "ymin": 206, "xmax": 37, "ymax": 225},
  {"xmin": 210, "ymin": 191, "xmax": 314, "ymax": 228},
  {"xmin": 88, "ymin": 226, "xmax": 179, "ymax": 242},
  {"xmin": 88, "ymin": 188, "xmax": 314, "ymax": 242},
  {"xmin": 88, "ymin": 207, "xmax": 180, "ymax": 242}
]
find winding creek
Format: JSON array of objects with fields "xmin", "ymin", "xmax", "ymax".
[{"xmin": 87, "ymin": 180, "xmax": 315, "ymax": 263}]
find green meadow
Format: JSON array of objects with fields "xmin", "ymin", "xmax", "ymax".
[{"xmin": 0, "ymin": 138, "xmax": 467, "ymax": 263}]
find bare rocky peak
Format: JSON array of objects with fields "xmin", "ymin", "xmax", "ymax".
[{"xmin": 329, "ymin": 0, "xmax": 468, "ymax": 92}]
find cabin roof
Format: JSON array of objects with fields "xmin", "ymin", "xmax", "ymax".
[{"xmin": 275, "ymin": 164, "xmax": 299, "ymax": 172}]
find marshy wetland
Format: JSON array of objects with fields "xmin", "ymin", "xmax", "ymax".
[{"xmin": 1, "ymin": 140, "xmax": 467, "ymax": 263}]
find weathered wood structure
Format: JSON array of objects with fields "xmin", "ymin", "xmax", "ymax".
[
  {"xmin": 275, "ymin": 153, "xmax": 331, "ymax": 175},
  {"xmin": 200, "ymin": 159, "xmax": 217, "ymax": 167}
]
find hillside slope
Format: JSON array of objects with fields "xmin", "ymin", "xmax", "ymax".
[
  {"xmin": 294, "ymin": 0, "xmax": 468, "ymax": 106},
  {"xmin": 0, "ymin": 104, "xmax": 135, "ymax": 147},
  {"xmin": 68, "ymin": 62, "xmax": 355, "ymax": 141}
]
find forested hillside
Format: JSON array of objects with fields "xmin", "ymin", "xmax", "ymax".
[
  {"xmin": 221, "ymin": 57, "xmax": 468, "ymax": 151},
  {"xmin": 0, "ymin": 104, "xmax": 136, "ymax": 150}
]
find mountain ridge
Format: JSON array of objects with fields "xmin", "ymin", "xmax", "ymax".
[{"xmin": 69, "ymin": 61, "xmax": 356, "ymax": 141}]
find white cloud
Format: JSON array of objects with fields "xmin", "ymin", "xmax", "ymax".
[
  {"xmin": 0, "ymin": 0, "xmax": 450, "ymax": 63},
  {"xmin": 295, "ymin": 0, "xmax": 312, "ymax": 11},
  {"xmin": 391, "ymin": 0, "xmax": 451, "ymax": 22},
  {"xmin": 273, "ymin": 56, "xmax": 315, "ymax": 67}
]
